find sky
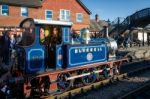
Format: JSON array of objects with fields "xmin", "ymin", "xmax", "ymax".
[{"xmin": 82, "ymin": 0, "xmax": 150, "ymax": 21}]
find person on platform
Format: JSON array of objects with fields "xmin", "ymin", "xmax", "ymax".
[
  {"xmin": 0, "ymin": 32, "xmax": 3, "ymax": 66},
  {"xmin": 9, "ymin": 32, "xmax": 16, "ymax": 49},
  {"xmin": 1, "ymin": 31, "xmax": 10, "ymax": 65}
]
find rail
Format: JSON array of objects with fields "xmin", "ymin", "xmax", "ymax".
[{"xmin": 119, "ymin": 81, "xmax": 150, "ymax": 99}]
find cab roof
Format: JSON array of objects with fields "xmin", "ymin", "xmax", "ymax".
[
  {"xmin": 20, "ymin": 18, "xmax": 73, "ymax": 28},
  {"xmin": 34, "ymin": 19, "xmax": 73, "ymax": 26}
]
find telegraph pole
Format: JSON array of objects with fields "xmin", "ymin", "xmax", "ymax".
[{"xmin": 117, "ymin": 17, "xmax": 120, "ymax": 37}]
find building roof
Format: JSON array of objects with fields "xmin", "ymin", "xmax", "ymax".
[
  {"xmin": 0, "ymin": 0, "xmax": 42, "ymax": 8},
  {"xmin": 77, "ymin": 0, "xmax": 92, "ymax": 15},
  {"xmin": 90, "ymin": 19, "xmax": 108, "ymax": 32}
]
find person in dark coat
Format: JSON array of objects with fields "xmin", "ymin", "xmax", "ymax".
[
  {"xmin": 0, "ymin": 34, "xmax": 3, "ymax": 65},
  {"xmin": 2, "ymin": 31, "xmax": 10, "ymax": 65}
]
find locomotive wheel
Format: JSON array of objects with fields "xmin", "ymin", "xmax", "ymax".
[
  {"xmin": 102, "ymin": 66, "xmax": 109, "ymax": 79},
  {"xmin": 30, "ymin": 78, "xmax": 42, "ymax": 98},
  {"xmin": 95, "ymin": 67, "xmax": 105, "ymax": 81},
  {"xmin": 57, "ymin": 72, "xmax": 73, "ymax": 92},
  {"xmin": 96, "ymin": 70, "xmax": 105, "ymax": 81},
  {"xmin": 39, "ymin": 76, "xmax": 51, "ymax": 96},
  {"xmin": 113, "ymin": 65, "xmax": 120, "ymax": 75},
  {"xmin": 81, "ymin": 68, "xmax": 97, "ymax": 85}
]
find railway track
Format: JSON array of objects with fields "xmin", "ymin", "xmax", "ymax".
[
  {"xmin": 44, "ymin": 59, "xmax": 150, "ymax": 99},
  {"xmin": 119, "ymin": 81, "xmax": 150, "ymax": 99}
]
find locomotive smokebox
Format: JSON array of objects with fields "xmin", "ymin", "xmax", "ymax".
[
  {"xmin": 80, "ymin": 28, "xmax": 91, "ymax": 44},
  {"xmin": 103, "ymin": 26, "xmax": 118, "ymax": 60},
  {"xmin": 106, "ymin": 38, "xmax": 118, "ymax": 60}
]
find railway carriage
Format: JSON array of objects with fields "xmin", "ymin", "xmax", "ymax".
[{"xmin": 0, "ymin": 18, "xmax": 127, "ymax": 98}]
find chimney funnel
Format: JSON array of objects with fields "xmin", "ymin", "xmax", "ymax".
[
  {"xmin": 95, "ymin": 14, "xmax": 99, "ymax": 22},
  {"xmin": 103, "ymin": 26, "xmax": 109, "ymax": 38}
]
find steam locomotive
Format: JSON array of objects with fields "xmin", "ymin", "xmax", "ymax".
[
  {"xmin": 16, "ymin": 18, "xmax": 118, "ymax": 73},
  {"xmin": 0, "ymin": 18, "xmax": 127, "ymax": 98}
]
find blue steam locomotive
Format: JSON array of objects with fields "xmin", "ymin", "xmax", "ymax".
[
  {"xmin": 16, "ymin": 18, "xmax": 116, "ymax": 74},
  {"xmin": 0, "ymin": 18, "xmax": 123, "ymax": 98}
]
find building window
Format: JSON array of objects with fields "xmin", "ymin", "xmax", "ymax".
[
  {"xmin": 21, "ymin": 7, "xmax": 28, "ymax": 17},
  {"xmin": 60, "ymin": 9, "xmax": 70, "ymax": 21},
  {"xmin": 76, "ymin": 13, "xmax": 83, "ymax": 22},
  {"xmin": 45, "ymin": 10, "xmax": 53, "ymax": 20},
  {"xmin": 1, "ymin": 5, "xmax": 9, "ymax": 16}
]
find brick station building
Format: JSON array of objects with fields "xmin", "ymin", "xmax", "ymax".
[{"xmin": 0, "ymin": 0, "xmax": 91, "ymax": 32}]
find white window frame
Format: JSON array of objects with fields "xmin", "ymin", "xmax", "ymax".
[
  {"xmin": 45, "ymin": 10, "xmax": 53, "ymax": 20},
  {"xmin": 76, "ymin": 13, "xmax": 83, "ymax": 22},
  {"xmin": 21, "ymin": 7, "xmax": 28, "ymax": 17},
  {"xmin": 60, "ymin": 9, "xmax": 70, "ymax": 21},
  {"xmin": 1, "ymin": 5, "xmax": 9, "ymax": 16}
]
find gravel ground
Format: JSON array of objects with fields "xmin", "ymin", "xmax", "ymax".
[
  {"xmin": 118, "ymin": 46, "xmax": 150, "ymax": 52},
  {"xmin": 73, "ymin": 62, "xmax": 150, "ymax": 99}
]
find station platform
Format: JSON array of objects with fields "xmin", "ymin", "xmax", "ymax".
[{"xmin": 117, "ymin": 46, "xmax": 150, "ymax": 61}]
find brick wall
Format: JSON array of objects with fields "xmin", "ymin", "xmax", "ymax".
[
  {"xmin": 0, "ymin": 6, "xmax": 38, "ymax": 26},
  {"xmin": 0, "ymin": 0, "xmax": 90, "ymax": 31}
]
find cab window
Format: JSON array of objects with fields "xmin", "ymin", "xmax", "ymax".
[
  {"xmin": 17, "ymin": 28, "xmax": 35, "ymax": 46},
  {"xmin": 40, "ymin": 26, "xmax": 50, "ymax": 45},
  {"xmin": 40, "ymin": 26, "xmax": 62, "ymax": 45},
  {"xmin": 50, "ymin": 26, "xmax": 62, "ymax": 45}
]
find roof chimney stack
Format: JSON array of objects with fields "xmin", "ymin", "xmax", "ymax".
[{"xmin": 95, "ymin": 14, "xmax": 100, "ymax": 22}]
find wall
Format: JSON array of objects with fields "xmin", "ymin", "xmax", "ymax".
[
  {"xmin": 138, "ymin": 32, "xmax": 147, "ymax": 42},
  {"xmin": 0, "ymin": 6, "xmax": 38, "ymax": 26},
  {"xmin": 0, "ymin": 0, "xmax": 90, "ymax": 31}
]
